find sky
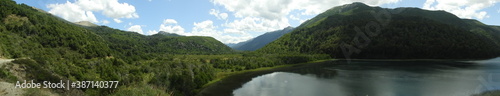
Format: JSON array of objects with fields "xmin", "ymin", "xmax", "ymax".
[{"xmin": 13, "ymin": 0, "xmax": 500, "ymax": 44}]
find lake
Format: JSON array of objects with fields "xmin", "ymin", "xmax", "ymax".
[{"xmin": 199, "ymin": 58, "xmax": 500, "ymax": 96}]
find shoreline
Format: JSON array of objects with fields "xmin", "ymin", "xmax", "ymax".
[
  {"xmin": 197, "ymin": 59, "xmax": 333, "ymax": 96},
  {"xmin": 200, "ymin": 59, "xmax": 332, "ymax": 88}
]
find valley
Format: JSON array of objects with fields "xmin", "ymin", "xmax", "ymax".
[{"xmin": 0, "ymin": 0, "xmax": 499, "ymax": 96}]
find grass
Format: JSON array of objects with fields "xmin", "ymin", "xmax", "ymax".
[
  {"xmin": 23, "ymin": 88, "xmax": 49, "ymax": 96},
  {"xmin": 473, "ymin": 90, "xmax": 500, "ymax": 96},
  {"xmin": 0, "ymin": 63, "xmax": 18, "ymax": 83},
  {"xmin": 109, "ymin": 83, "xmax": 171, "ymax": 96}
]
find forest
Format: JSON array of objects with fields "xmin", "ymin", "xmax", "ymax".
[
  {"xmin": 259, "ymin": 2, "xmax": 500, "ymax": 59},
  {"xmin": 2, "ymin": 0, "xmax": 500, "ymax": 96},
  {"xmin": 0, "ymin": 0, "xmax": 329, "ymax": 95}
]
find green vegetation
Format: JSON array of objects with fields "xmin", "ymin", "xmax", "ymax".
[
  {"xmin": 84, "ymin": 26, "xmax": 234, "ymax": 59},
  {"xmin": 110, "ymin": 83, "xmax": 171, "ymax": 96},
  {"xmin": 259, "ymin": 2, "xmax": 500, "ymax": 59},
  {"xmin": 2, "ymin": 1, "xmax": 497, "ymax": 96},
  {"xmin": 0, "ymin": 64, "xmax": 18, "ymax": 83},
  {"xmin": 0, "ymin": 0, "xmax": 329, "ymax": 96},
  {"xmin": 156, "ymin": 31, "xmax": 183, "ymax": 37},
  {"xmin": 473, "ymin": 90, "xmax": 500, "ymax": 96}
]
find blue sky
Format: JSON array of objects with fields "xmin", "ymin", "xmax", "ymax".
[{"xmin": 13, "ymin": 0, "xmax": 500, "ymax": 44}]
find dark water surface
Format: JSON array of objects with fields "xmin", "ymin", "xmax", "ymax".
[{"xmin": 200, "ymin": 58, "xmax": 500, "ymax": 96}]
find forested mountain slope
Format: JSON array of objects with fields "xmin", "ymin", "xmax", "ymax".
[
  {"xmin": 259, "ymin": 2, "xmax": 500, "ymax": 59},
  {"xmin": 0, "ymin": 0, "xmax": 231, "ymax": 95},
  {"xmin": 83, "ymin": 26, "xmax": 234, "ymax": 60},
  {"xmin": 0, "ymin": 1, "xmax": 330, "ymax": 96}
]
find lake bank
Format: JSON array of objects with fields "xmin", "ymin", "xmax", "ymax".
[{"xmin": 197, "ymin": 59, "xmax": 333, "ymax": 96}]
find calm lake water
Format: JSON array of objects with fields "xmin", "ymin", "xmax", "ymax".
[{"xmin": 200, "ymin": 58, "xmax": 500, "ymax": 96}]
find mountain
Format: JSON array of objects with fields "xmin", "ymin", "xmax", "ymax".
[
  {"xmin": 0, "ymin": 1, "xmax": 232, "ymax": 57},
  {"xmin": 0, "ymin": 1, "xmax": 331, "ymax": 96},
  {"xmin": 259, "ymin": 2, "xmax": 500, "ymax": 59},
  {"xmin": 226, "ymin": 41, "xmax": 247, "ymax": 48},
  {"xmin": 0, "ymin": 0, "xmax": 234, "ymax": 64},
  {"xmin": 0, "ymin": 1, "xmax": 112, "ymax": 59},
  {"xmin": 83, "ymin": 26, "xmax": 234, "ymax": 58},
  {"xmin": 225, "ymin": 43, "xmax": 238, "ymax": 47},
  {"xmin": 232, "ymin": 26, "xmax": 294, "ymax": 51},
  {"xmin": 156, "ymin": 31, "xmax": 183, "ymax": 36},
  {"xmin": 74, "ymin": 21, "xmax": 98, "ymax": 27},
  {"xmin": 0, "ymin": 0, "xmax": 234, "ymax": 95}
]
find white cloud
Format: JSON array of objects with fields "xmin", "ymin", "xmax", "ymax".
[
  {"xmin": 299, "ymin": 20, "xmax": 307, "ymax": 24},
  {"xmin": 190, "ymin": 20, "xmax": 253, "ymax": 43},
  {"xmin": 210, "ymin": 0, "xmax": 401, "ymax": 20},
  {"xmin": 152, "ymin": 19, "xmax": 253, "ymax": 43},
  {"xmin": 159, "ymin": 25, "xmax": 185, "ymax": 35},
  {"xmin": 127, "ymin": 25, "xmax": 143, "ymax": 34},
  {"xmin": 208, "ymin": 0, "xmax": 401, "ymax": 44},
  {"xmin": 192, "ymin": 20, "xmax": 218, "ymax": 35},
  {"xmin": 223, "ymin": 17, "xmax": 290, "ymax": 33},
  {"xmin": 194, "ymin": 20, "xmax": 216, "ymax": 30},
  {"xmin": 113, "ymin": 19, "xmax": 123, "ymax": 23},
  {"xmin": 220, "ymin": 13, "xmax": 228, "ymax": 20},
  {"xmin": 101, "ymin": 20, "xmax": 110, "ymax": 24},
  {"xmin": 209, "ymin": 9, "xmax": 218, "ymax": 16},
  {"xmin": 217, "ymin": 35, "xmax": 254, "ymax": 44},
  {"xmin": 47, "ymin": 1, "xmax": 98, "ymax": 23},
  {"xmin": 163, "ymin": 19, "xmax": 178, "ymax": 24},
  {"xmin": 159, "ymin": 19, "xmax": 185, "ymax": 35},
  {"xmin": 147, "ymin": 30, "xmax": 158, "ymax": 35},
  {"xmin": 289, "ymin": 14, "xmax": 300, "ymax": 21},
  {"xmin": 223, "ymin": 29, "xmax": 243, "ymax": 34},
  {"xmin": 423, "ymin": 0, "xmax": 499, "ymax": 20},
  {"xmin": 209, "ymin": 9, "xmax": 229, "ymax": 20},
  {"xmin": 47, "ymin": 0, "xmax": 138, "ymax": 23}
]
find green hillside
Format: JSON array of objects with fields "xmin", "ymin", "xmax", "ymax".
[
  {"xmin": 259, "ymin": 2, "xmax": 500, "ymax": 59},
  {"xmin": 0, "ymin": 0, "xmax": 111, "ymax": 59},
  {"xmin": 233, "ymin": 26, "xmax": 294, "ymax": 51},
  {"xmin": 84, "ymin": 26, "xmax": 234, "ymax": 60},
  {"xmin": 0, "ymin": 0, "xmax": 329, "ymax": 95},
  {"xmin": 0, "ymin": 0, "xmax": 230, "ymax": 95},
  {"xmin": 156, "ymin": 31, "xmax": 183, "ymax": 37}
]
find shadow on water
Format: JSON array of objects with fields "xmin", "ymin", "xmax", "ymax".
[
  {"xmin": 321, "ymin": 60, "xmax": 492, "ymax": 96},
  {"xmin": 199, "ymin": 58, "xmax": 500, "ymax": 96},
  {"xmin": 197, "ymin": 61, "xmax": 334, "ymax": 96}
]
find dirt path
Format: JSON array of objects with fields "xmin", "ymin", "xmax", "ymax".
[
  {"xmin": 0, "ymin": 58, "xmax": 14, "ymax": 67},
  {"xmin": 0, "ymin": 58, "xmax": 24, "ymax": 96},
  {"xmin": 0, "ymin": 58, "xmax": 58, "ymax": 96},
  {"xmin": 0, "ymin": 82, "xmax": 23, "ymax": 96}
]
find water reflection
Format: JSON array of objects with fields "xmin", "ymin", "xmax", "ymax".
[
  {"xmin": 233, "ymin": 72, "xmax": 343, "ymax": 96},
  {"xmin": 233, "ymin": 58, "xmax": 500, "ymax": 96}
]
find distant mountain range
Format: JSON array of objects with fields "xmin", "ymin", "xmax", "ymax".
[
  {"xmin": 259, "ymin": 2, "xmax": 500, "ymax": 59},
  {"xmin": 228, "ymin": 26, "xmax": 294, "ymax": 51}
]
